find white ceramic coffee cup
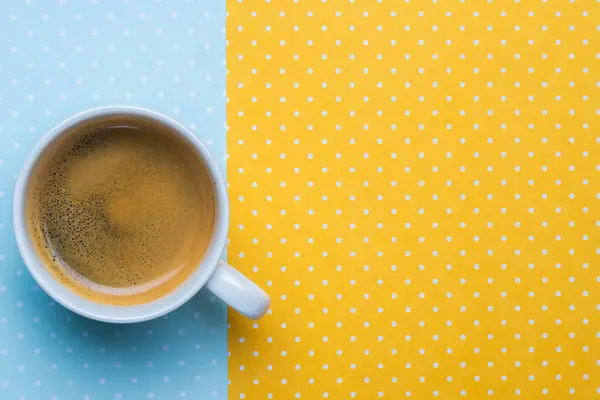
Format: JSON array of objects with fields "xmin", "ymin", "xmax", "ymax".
[{"xmin": 13, "ymin": 106, "xmax": 270, "ymax": 323}]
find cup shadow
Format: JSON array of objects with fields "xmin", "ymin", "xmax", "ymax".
[{"xmin": 9, "ymin": 271, "xmax": 227, "ymax": 395}]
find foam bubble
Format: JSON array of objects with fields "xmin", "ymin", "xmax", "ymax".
[{"xmin": 28, "ymin": 124, "xmax": 215, "ymax": 300}]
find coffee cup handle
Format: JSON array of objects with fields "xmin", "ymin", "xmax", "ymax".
[{"xmin": 206, "ymin": 260, "xmax": 270, "ymax": 320}]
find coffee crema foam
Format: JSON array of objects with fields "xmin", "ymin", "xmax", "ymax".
[{"xmin": 27, "ymin": 123, "xmax": 215, "ymax": 305}]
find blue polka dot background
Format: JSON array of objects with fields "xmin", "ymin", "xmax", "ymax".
[{"xmin": 0, "ymin": 1, "xmax": 226, "ymax": 399}]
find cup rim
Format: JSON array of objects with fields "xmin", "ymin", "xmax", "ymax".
[{"xmin": 13, "ymin": 106, "xmax": 229, "ymax": 323}]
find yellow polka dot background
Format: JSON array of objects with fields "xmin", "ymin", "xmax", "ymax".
[{"xmin": 227, "ymin": 1, "xmax": 599, "ymax": 399}]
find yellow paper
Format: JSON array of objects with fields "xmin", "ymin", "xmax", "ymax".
[{"xmin": 228, "ymin": 1, "xmax": 599, "ymax": 398}]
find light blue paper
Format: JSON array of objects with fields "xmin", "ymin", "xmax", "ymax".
[{"xmin": 0, "ymin": 1, "xmax": 227, "ymax": 399}]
